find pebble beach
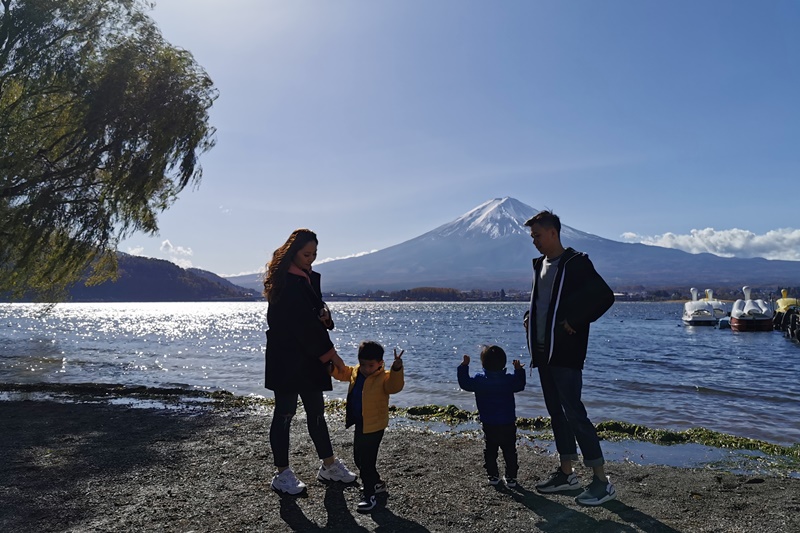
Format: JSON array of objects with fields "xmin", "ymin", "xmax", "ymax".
[{"xmin": 2, "ymin": 394, "xmax": 799, "ymax": 533}]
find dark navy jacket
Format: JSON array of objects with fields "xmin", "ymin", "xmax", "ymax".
[{"xmin": 457, "ymin": 365, "xmax": 525, "ymax": 425}]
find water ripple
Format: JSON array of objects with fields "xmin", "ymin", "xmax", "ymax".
[{"xmin": 1, "ymin": 301, "xmax": 798, "ymax": 445}]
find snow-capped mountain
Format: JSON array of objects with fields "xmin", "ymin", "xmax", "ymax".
[
  {"xmin": 433, "ymin": 197, "xmax": 533, "ymax": 238},
  {"xmin": 313, "ymin": 197, "xmax": 541, "ymax": 291},
  {"xmin": 227, "ymin": 197, "xmax": 799, "ymax": 292},
  {"xmin": 313, "ymin": 197, "xmax": 639, "ymax": 291}
]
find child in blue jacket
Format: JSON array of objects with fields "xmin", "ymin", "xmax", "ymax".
[{"xmin": 458, "ymin": 345, "xmax": 526, "ymax": 487}]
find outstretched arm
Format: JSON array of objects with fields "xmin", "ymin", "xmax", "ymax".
[
  {"xmin": 511, "ymin": 359, "xmax": 526, "ymax": 392},
  {"xmin": 457, "ymin": 355, "xmax": 475, "ymax": 391},
  {"xmin": 385, "ymin": 348, "xmax": 405, "ymax": 394}
]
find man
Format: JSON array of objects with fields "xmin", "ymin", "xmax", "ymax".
[{"xmin": 524, "ymin": 210, "xmax": 616, "ymax": 505}]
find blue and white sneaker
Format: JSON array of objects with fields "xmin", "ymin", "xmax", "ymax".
[
  {"xmin": 535, "ymin": 469, "xmax": 579, "ymax": 493},
  {"xmin": 576, "ymin": 476, "xmax": 617, "ymax": 505},
  {"xmin": 357, "ymin": 494, "xmax": 377, "ymax": 513}
]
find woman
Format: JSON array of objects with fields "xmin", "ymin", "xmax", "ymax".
[{"xmin": 264, "ymin": 228, "xmax": 356, "ymax": 495}]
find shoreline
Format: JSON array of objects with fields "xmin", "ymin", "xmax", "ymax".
[
  {"xmin": 3, "ymin": 382, "xmax": 799, "ymax": 469},
  {"xmin": 2, "ymin": 394, "xmax": 800, "ymax": 532},
  {"xmin": 3, "ymin": 382, "xmax": 799, "ymax": 474}
]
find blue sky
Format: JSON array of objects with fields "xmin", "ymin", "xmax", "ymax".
[{"xmin": 122, "ymin": 0, "xmax": 800, "ymax": 275}]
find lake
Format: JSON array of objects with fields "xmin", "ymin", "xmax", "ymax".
[{"xmin": 1, "ymin": 301, "xmax": 798, "ymax": 446}]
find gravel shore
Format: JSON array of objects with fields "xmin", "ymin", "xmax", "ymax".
[{"xmin": 2, "ymin": 399, "xmax": 799, "ymax": 533}]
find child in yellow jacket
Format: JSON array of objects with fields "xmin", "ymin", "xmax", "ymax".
[{"xmin": 331, "ymin": 340, "xmax": 404, "ymax": 513}]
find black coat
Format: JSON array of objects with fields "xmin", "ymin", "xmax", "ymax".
[
  {"xmin": 265, "ymin": 271, "xmax": 335, "ymax": 392},
  {"xmin": 526, "ymin": 248, "xmax": 615, "ymax": 369}
]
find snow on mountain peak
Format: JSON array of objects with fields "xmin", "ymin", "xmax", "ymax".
[{"xmin": 433, "ymin": 197, "xmax": 537, "ymax": 239}]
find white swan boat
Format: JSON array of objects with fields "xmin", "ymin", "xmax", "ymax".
[
  {"xmin": 730, "ymin": 286, "xmax": 773, "ymax": 332},
  {"xmin": 682, "ymin": 288, "xmax": 726, "ymax": 327}
]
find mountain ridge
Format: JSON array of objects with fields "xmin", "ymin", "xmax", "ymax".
[
  {"xmin": 2, "ymin": 254, "xmax": 259, "ymax": 302},
  {"xmin": 227, "ymin": 197, "xmax": 799, "ymax": 293}
]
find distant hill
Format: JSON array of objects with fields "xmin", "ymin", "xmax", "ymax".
[
  {"xmin": 61, "ymin": 254, "xmax": 258, "ymax": 302},
  {"xmin": 226, "ymin": 272, "xmax": 264, "ymax": 294},
  {"xmin": 227, "ymin": 197, "xmax": 800, "ymax": 293},
  {"xmin": 187, "ymin": 267, "xmax": 261, "ymax": 298}
]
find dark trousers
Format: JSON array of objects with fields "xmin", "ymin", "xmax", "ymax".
[
  {"xmin": 354, "ymin": 423, "xmax": 384, "ymax": 497},
  {"xmin": 537, "ymin": 364, "xmax": 604, "ymax": 467},
  {"xmin": 483, "ymin": 423, "xmax": 518, "ymax": 478},
  {"xmin": 270, "ymin": 390, "xmax": 334, "ymax": 467}
]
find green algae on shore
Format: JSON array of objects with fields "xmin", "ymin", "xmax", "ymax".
[
  {"xmin": 595, "ymin": 420, "xmax": 800, "ymax": 462},
  {"xmin": 392, "ymin": 403, "xmax": 800, "ymax": 466},
  {"xmin": 2, "ymin": 383, "xmax": 798, "ymax": 469}
]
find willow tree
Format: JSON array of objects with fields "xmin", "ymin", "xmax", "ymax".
[{"xmin": 0, "ymin": 0, "xmax": 217, "ymax": 299}]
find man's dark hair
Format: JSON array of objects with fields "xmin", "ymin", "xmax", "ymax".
[
  {"xmin": 524, "ymin": 209, "xmax": 561, "ymax": 235},
  {"xmin": 480, "ymin": 345, "xmax": 507, "ymax": 372},
  {"xmin": 358, "ymin": 340, "xmax": 384, "ymax": 362}
]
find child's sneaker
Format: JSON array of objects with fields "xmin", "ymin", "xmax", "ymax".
[
  {"xmin": 576, "ymin": 476, "xmax": 617, "ymax": 506},
  {"xmin": 357, "ymin": 494, "xmax": 377, "ymax": 513},
  {"xmin": 535, "ymin": 469, "xmax": 579, "ymax": 493},
  {"xmin": 488, "ymin": 475, "xmax": 501, "ymax": 486},
  {"xmin": 504, "ymin": 477, "xmax": 518, "ymax": 488},
  {"xmin": 374, "ymin": 481, "xmax": 388, "ymax": 494},
  {"xmin": 317, "ymin": 458, "xmax": 357, "ymax": 483},
  {"xmin": 270, "ymin": 468, "xmax": 307, "ymax": 495}
]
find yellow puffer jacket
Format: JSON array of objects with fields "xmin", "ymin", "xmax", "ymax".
[{"xmin": 332, "ymin": 362, "xmax": 404, "ymax": 434}]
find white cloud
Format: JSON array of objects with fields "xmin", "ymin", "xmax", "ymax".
[
  {"xmin": 316, "ymin": 250, "xmax": 377, "ymax": 264},
  {"xmin": 160, "ymin": 240, "xmax": 193, "ymax": 257},
  {"xmin": 621, "ymin": 228, "xmax": 800, "ymax": 261},
  {"xmin": 159, "ymin": 239, "xmax": 194, "ymax": 268},
  {"xmin": 127, "ymin": 246, "xmax": 146, "ymax": 256}
]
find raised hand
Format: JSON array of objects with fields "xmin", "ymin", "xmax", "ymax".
[
  {"xmin": 512, "ymin": 359, "xmax": 524, "ymax": 370},
  {"xmin": 391, "ymin": 348, "xmax": 405, "ymax": 371},
  {"xmin": 462, "ymin": 354, "xmax": 470, "ymax": 366}
]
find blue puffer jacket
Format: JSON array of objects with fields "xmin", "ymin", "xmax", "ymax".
[{"xmin": 457, "ymin": 365, "xmax": 525, "ymax": 425}]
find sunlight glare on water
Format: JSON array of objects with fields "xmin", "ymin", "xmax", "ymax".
[{"xmin": 1, "ymin": 301, "xmax": 799, "ymax": 445}]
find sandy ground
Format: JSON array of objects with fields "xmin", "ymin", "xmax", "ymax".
[{"xmin": 1, "ymin": 399, "xmax": 799, "ymax": 533}]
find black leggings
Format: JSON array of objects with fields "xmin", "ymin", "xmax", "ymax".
[{"xmin": 270, "ymin": 390, "xmax": 334, "ymax": 467}]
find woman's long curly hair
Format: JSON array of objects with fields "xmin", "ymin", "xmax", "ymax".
[{"xmin": 263, "ymin": 229, "xmax": 318, "ymax": 303}]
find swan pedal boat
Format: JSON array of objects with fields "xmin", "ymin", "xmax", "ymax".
[
  {"xmin": 682, "ymin": 288, "xmax": 726, "ymax": 327},
  {"xmin": 730, "ymin": 286, "xmax": 773, "ymax": 332}
]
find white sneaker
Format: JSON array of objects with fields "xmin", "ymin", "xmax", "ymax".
[
  {"xmin": 271, "ymin": 468, "xmax": 307, "ymax": 495},
  {"xmin": 317, "ymin": 458, "xmax": 357, "ymax": 483}
]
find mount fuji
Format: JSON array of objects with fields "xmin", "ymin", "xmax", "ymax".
[
  {"xmin": 316, "ymin": 197, "xmax": 540, "ymax": 291},
  {"xmin": 312, "ymin": 196, "xmax": 637, "ymax": 291},
  {"xmin": 228, "ymin": 197, "xmax": 799, "ymax": 292}
]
